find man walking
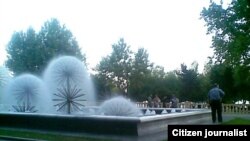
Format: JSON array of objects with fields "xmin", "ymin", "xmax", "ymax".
[{"xmin": 208, "ymin": 83, "xmax": 225, "ymax": 123}]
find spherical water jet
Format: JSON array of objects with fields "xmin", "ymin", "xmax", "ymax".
[
  {"xmin": 43, "ymin": 56, "xmax": 96, "ymax": 114},
  {"xmin": 2, "ymin": 74, "xmax": 53, "ymax": 113},
  {"xmin": 0, "ymin": 66, "xmax": 12, "ymax": 111},
  {"xmin": 99, "ymin": 96, "xmax": 142, "ymax": 117}
]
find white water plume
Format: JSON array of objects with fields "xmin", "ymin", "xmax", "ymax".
[
  {"xmin": 43, "ymin": 56, "xmax": 96, "ymax": 114},
  {"xmin": 3, "ymin": 74, "xmax": 54, "ymax": 113},
  {"xmin": 99, "ymin": 96, "xmax": 142, "ymax": 117}
]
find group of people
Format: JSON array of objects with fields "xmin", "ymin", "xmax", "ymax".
[
  {"xmin": 146, "ymin": 83, "xmax": 225, "ymax": 124},
  {"xmin": 147, "ymin": 94, "xmax": 179, "ymax": 108},
  {"xmin": 147, "ymin": 94, "xmax": 161, "ymax": 108}
]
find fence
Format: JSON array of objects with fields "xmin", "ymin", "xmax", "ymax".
[
  {"xmin": 222, "ymin": 104, "xmax": 250, "ymax": 114},
  {"xmin": 136, "ymin": 102, "xmax": 250, "ymax": 114},
  {"xmin": 135, "ymin": 101, "xmax": 209, "ymax": 109}
]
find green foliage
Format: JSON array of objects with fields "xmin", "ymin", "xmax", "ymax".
[
  {"xmin": 147, "ymin": 66, "xmax": 168, "ymax": 99},
  {"xmin": 6, "ymin": 18, "xmax": 85, "ymax": 75},
  {"xmin": 39, "ymin": 19, "xmax": 85, "ymax": 64},
  {"xmin": 201, "ymin": 0, "xmax": 250, "ymax": 102},
  {"xmin": 209, "ymin": 64, "xmax": 236, "ymax": 102},
  {"xmin": 201, "ymin": 0, "xmax": 250, "ymax": 66},
  {"xmin": 233, "ymin": 65, "xmax": 250, "ymax": 102},
  {"xmin": 95, "ymin": 38, "xmax": 133, "ymax": 96},
  {"xmin": 95, "ymin": 39, "xmax": 209, "ymax": 102},
  {"xmin": 164, "ymin": 71, "xmax": 181, "ymax": 98},
  {"xmin": 129, "ymin": 48, "xmax": 153, "ymax": 100},
  {"xmin": 198, "ymin": 73, "xmax": 210, "ymax": 101},
  {"xmin": 91, "ymin": 74, "xmax": 112, "ymax": 100},
  {"xmin": 6, "ymin": 28, "xmax": 41, "ymax": 74},
  {"xmin": 151, "ymin": 65, "xmax": 165, "ymax": 78},
  {"xmin": 176, "ymin": 63, "xmax": 205, "ymax": 102}
]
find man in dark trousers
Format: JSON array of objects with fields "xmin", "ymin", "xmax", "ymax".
[{"xmin": 208, "ymin": 83, "xmax": 225, "ymax": 123}]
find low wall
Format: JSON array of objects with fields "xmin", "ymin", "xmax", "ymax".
[
  {"xmin": 0, "ymin": 113, "xmax": 139, "ymax": 136},
  {"xmin": 0, "ymin": 109, "xmax": 210, "ymax": 141}
]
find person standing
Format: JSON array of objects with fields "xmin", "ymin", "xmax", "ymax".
[
  {"xmin": 208, "ymin": 83, "xmax": 225, "ymax": 123},
  {"xmin": 153, "ymin": 94, "xmax": 161, "ymax": 108},
  {"xmin": 147, "ymin": 95, "xmax": 153, "ymax": 108},
  {"xmin": 170, "ymin": 95, "xmax": 179, "ymax": 108},
  {"xmin": 162, "ymin": 96, "xmax": 169, "ymax": 108}
]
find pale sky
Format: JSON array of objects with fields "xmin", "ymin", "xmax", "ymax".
[{"xmin": 0, "ymin": 0, "xmax": 214, "ymax": 73}]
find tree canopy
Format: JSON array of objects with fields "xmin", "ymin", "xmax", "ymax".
[
  {"xmin": 94, "ymin": 38, "xmax": 208, "ymax": 102},
  {"xmin": 201, "ymin": 0, "xmax": 250, "ymax": 66},
  {"xmin": 6, "ymin": 18, "xmax": 85, "ymax": 75},
  {"xmin": 95, "ymin": 38, "xmax": 132, "ymax": 96},
  {"xmin": 201, "ymin": 0, "xmax": 250, "ymax": 102}
]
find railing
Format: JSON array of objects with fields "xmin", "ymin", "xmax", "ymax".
[
  {"xmin": 136, "ymin": 102, "xmax": 250, "ymax": 114},
  {"xmin": 135, "ymin": 101, "xmax": 209, "ymax": 109},
  {"xmin": 135, "ymin": 102, "xmax": 148, "ymax": 108},
  {"xmin": 223, "ymin": 104, "xmax": 250, "ymax": 114}
]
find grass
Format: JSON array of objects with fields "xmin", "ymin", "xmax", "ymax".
[
  {"xmin": 222, "ymin": 117, "xmax": 250, "ymax": 125},
  {"xmin": 0, "ymin": 128, "xmax": 114, "ymax": 141}
]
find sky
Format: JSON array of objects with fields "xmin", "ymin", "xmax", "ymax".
[{"xmin": 0, "ymin": 0, "xmax": 214, "ymax": 73}]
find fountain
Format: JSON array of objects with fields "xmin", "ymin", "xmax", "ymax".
[
  {"xmin": 0, "ymin": 66, "xmax": 11, "ymax": 111},
  {"xmin": 2, "ymin": 74, "xmax": 53, "ymax": 113},
  {"xmin": 43, "ymin": 56, "xmax": 95, "ymax": 114},
  {"xmin": 99, "ymin": 96, "xmax": 143, "ymax": 116},
  {"xmin": 0, "ymin": 56, "xmax": 210, "ymax": 141}
]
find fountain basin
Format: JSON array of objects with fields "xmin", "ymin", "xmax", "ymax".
[{"xmin": 0, "ymin": 109, "xmax": 210, "ymax": 140}]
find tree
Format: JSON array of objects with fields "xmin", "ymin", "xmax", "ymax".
[
  {"xmin": 95, "ymin": 38, "xmax": 133, "ymax": 96},
  {"xmin": 6, "ymin": 28, "xmax": 41, "ymax": 74},
  {"xmin": 201, "ymin": 0, "xmax": 250, "ymax": 66},
  {"xmin": 201, "ymin": 0, "xmax": 250, "ymax": 102},
  {"xmin": 163, "ymin": 71, "xmax": 181, "ymax": 100},
  {"xmin": 39, "ymin": 18, "xmax": 85, "ymax": 66},
  {"xmin": 176, "ymin": 63, "xmax": 203, "ymax": 102},
  {"xmin": 129, "ymin": 48, "xmax": 153, "ymax": 100},
  {"xmin": 209, "ymin": 64, "xmax": 236, "ymax": 103},
  {"xmin": 6, "ymin": 18, "xmax": 85, "ymax": 75},
  {"xmin": 233, "ymin": 65, "xmax": 250, "ymax": 102},
  {"xmin": 151, "ymin": 65, "xmax": 165, "ymax": 79},
  {"xmin": 91, "ymin": 73, "xmax": 113, "ymax": 101}
]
